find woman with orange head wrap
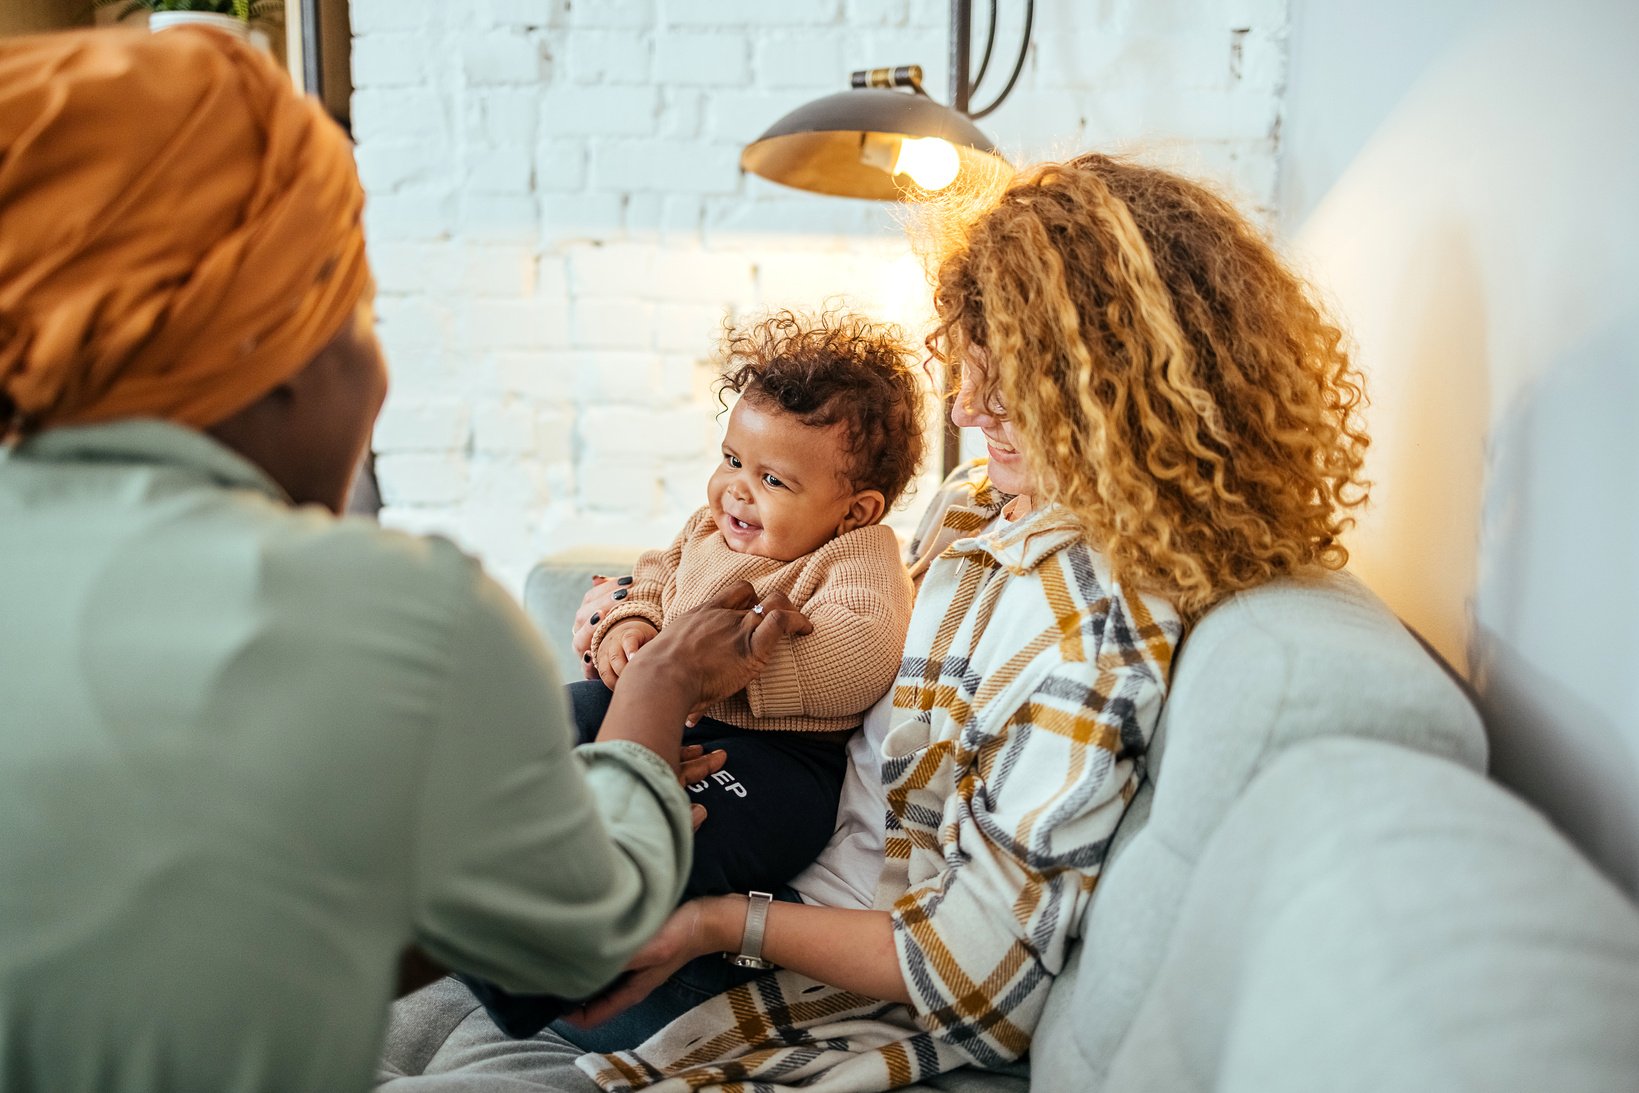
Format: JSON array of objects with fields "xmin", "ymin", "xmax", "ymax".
[
  {"xmin": 0, "ymin": 27, "xmax": 807, "ymax": 1093},
  {"xmin": 0, "ymin": 22, "xmax": 369, "ymax": 441}
]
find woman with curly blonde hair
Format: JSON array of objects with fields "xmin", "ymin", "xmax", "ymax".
[
  {"xmin": 381, "ymin": 155, "xmax": 1369, "ymax": 1093},
  {"xmin": 934, "ymin": 152, "xmax": 1369, "ymax": 619}
]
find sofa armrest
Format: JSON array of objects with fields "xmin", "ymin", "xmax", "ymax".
[
  {"xmin": 1101, "ymin": 738, "xmax": 1639, "ymax": 1093},
  {"xmin": 1035, "ymin": 569, "xmax": 1489, "ymax": 1089}
]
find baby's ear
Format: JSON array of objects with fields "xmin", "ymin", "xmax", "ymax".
[{"xmin": 838, "ymin": 489, "xmax": 887, "ymax": 534}]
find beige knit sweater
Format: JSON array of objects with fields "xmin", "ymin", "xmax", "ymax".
[{"xmin": 589, "ymin": 506, "xmax": 914, "ymax": 733}]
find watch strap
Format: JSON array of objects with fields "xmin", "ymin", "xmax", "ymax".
[{"xmin": 727, "ymin": 890, "xmax": 776, "ymax": 969}]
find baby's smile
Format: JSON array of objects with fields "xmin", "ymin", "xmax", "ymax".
[{"xmin": 707, "ymin": 397, "xmax": 865, "ymax": 561}]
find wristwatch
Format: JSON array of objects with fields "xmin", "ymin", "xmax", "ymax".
[{"xmin": 726, "ymin": 890, "xmax": 776, "ymax": 969}]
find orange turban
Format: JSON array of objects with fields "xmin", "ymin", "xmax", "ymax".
[{"xmin": 0, "ymin": 27, "xmax": 369, "ymax": 437}]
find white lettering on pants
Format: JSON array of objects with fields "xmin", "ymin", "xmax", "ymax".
[{"xmin": 695, "ymin": 768, "xmax": 745, "ymax": 797}]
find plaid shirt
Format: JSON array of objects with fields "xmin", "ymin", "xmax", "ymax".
[{"xmin": 581, "ymin": 463, "xmax": 1182, "ymax": 1092}]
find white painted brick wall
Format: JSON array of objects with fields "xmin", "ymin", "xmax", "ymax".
[{"xmin": 354, "ymin": 0, "xmax": 1291, "ymax": 595}]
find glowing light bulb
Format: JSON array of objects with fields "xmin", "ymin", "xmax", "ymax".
[{"xmin": 893, "ymin": 137, "xmax": 960, "ymax": 191}]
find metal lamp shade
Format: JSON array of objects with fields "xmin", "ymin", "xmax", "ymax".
[{"xmin": 740, "ymin": 88, "xmax": 1009, "ymax": 200}]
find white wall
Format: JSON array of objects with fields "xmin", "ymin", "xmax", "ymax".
[
  {"xmin": 1279, "ymin": 0, "xmax": 1639, "ymax": 895},
  {"xmin": 352, "ymin": 0, "xmax": 1290, "ymax": 592}
]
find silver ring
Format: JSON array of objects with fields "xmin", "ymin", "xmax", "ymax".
[{"xmin": 751, "ymin": 603, "xmax": 764, "ymax": 616}]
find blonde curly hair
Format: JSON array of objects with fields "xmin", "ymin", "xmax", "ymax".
[{"xmin": 928, "ymin": 153, "xmax": 1370, "ymax": 618}]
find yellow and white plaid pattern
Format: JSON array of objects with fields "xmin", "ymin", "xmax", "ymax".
[{"xmin": 580, "ymin": 463, "xmax": 1182, "ymax": 1092}]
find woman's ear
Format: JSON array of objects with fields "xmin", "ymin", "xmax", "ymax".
[{"xmin": 837, "ymin": 489, "xmax": 887, "ymax": 534}]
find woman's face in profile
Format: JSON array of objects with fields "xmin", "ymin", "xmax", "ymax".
[
  {"xmin": 256, "ymin": 294, "xmax": 389, "ymax": 514},
  {"xmin": 309, "ymin": 297, "xmax": 389, "ymax": 512},
  {"xmin": 951, "ymin": 360, "xmax": 1038, "ymax": 498}
]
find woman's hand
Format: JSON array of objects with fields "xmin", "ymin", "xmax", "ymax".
[
  {"xmin": 572, "ymin": 898, "xmax": 911, "ymax": 1018},
  {"xmin": 572, "ymin": 576, "xmax": 627, "ymax": 680},
  {"xmin": 679, "ymin": 744, "xmax": 727, "ymax": 832},
  {"xmin": 594, "ymin": 582, "xmax": 808, "ymax": 768},
  {"xmin": 595, "ymin": 618, "xmax": 658, "ymax": 690},
  {"xmin": 566, "ymin": 898, "xmax": 727, "ymax": 1028},
  {"xmin": 632, "ymin": 582, "xmax": 812, "ymax": 722},
  {"xmin": 678, "ymin": 743, "xmax": 726, "ymax": 786}
]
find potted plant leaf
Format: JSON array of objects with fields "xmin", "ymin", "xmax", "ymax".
[{"xmin": 95, "ymin": 1, "xmax": 283, "ymax": 44}]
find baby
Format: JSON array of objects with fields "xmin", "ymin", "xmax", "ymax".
[
  {"xmin": 461, "ymin": 310, "xmax": 926, "ymax": 1039},
  {"xmin": 576, "ymin": 307, "xmax": 925, "ymax": 896}
]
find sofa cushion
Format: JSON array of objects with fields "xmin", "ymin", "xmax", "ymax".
[
  {"xmin": 1098, "ymin": 737, "xmax": 1639, "ymax": 1092},
  {"xmin": 1034, "ymin": 570, "xmax": 1487, "ymax": 1091}
]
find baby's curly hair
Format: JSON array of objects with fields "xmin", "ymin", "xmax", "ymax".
[
  {"xmin": 717, "ymin": 309, "xmax": 925, "ymax": 506},
  {"xmin": 929, "ymin": 153, "xmax": 1370, "ymax": 618}
]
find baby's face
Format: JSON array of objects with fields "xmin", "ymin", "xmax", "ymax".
[{"xmin": 708, "ymin": 398, "xmax": 864, "ymax": 561}]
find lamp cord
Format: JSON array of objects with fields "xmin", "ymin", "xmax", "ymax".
[
  {"xmin": 970, "ymin": 0, "xmax": 998, "ymax": 97},
  {"xmin": 968, "ymin": 0, "xmax": 1033, "ymax": 121}
]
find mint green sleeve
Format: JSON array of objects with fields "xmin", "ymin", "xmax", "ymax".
[{"xmin": 410, "ymin": 569, "xmax": 693, "ymax": 997}]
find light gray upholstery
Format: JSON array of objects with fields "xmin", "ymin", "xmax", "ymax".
[
  {"xmin": 522, "ymin": 547, "xmax": 642, "ymax": 675},
  {"xmin": 521, "ymin": 556, "xmax": 1637, "ymax": 1092},
  {"xmin": 1034, "ymin": 569, "xmax": 1488, "ymax": 1090},
  {"xmin": 1094, "ymin": 738, "xmax": 1639, "ymax": 1093}
]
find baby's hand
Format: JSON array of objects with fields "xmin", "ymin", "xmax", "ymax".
[
  {"xmin": 573, "ymin": 575, "xmax": 627, "ymax": 680},
  {"xmin": 595, "ymin": 619, "xmax": 659, "ymax": 690}
]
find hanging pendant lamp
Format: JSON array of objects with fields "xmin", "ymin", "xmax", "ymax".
[{"xmin": 740, "ymin": 1, "xmax": 1032, "ymax": 201}]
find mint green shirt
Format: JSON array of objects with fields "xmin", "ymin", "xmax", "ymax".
[{"xmin": 0, "ymin": 422, "xmax": 692, "ymax": 1092}]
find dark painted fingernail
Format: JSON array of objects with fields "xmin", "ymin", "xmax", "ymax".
[
  {"xmin": 617, "ymin": 576, "xmax": 633, "ymax": 586},
  {"xmin": 613, "ymin": 589, "xmax": 628, "ymax": 600},
  {"xmin": 589, "ymin": 613, "xmax": 600, "ymax": 625},
  {"xmin": 583, "ymin": 652, "xmax": 592, "ymax": 663}
]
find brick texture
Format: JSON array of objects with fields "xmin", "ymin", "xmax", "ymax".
[{"xmin": 353, "ymin": 0, "xmax": 1291, "ymax": 595}]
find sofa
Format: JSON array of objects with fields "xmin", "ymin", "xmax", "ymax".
[{"xmin": 524, "ymin": 559, "xmax": 1639, "ymax": 1092}]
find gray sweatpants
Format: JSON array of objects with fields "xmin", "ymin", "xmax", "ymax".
[{"xmin": 376, "ymin": 977, "xmax": 599, "ymax": 1092}]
